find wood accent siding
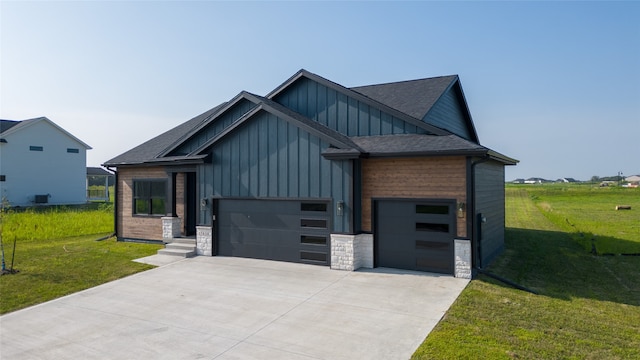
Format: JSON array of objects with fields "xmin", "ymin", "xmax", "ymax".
[
  {"xmin": 474, "ymin": 160, "xmax": 506, "ymax": 266},
  {"xmin": 361, "ymin": 157, "xmax": 467, "ymax": 237},
  {"xmin": 117, "ymin": 167, "xmax": 167, "ymax": 241}
]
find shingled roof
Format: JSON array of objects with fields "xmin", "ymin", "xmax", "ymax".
[
  {"xmin": 104, "ymin": 69, "xmax": 511, "ymax": 167},
  {"xmin": 350, "ymin": 75, "xmax": 458, "ymax": 120},
  {"xmin": 103, "ymin": 104, "xmax": 225, "ymax": 166}
]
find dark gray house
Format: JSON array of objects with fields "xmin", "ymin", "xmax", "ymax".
[{"xmin": 104, "ymin": 69, "xmax": 517, "ymax": 278}]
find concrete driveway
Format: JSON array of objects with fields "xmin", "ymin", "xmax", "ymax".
[{"xmin": 0, "ymin": 256, "xmax": 468, "ymax": 360}]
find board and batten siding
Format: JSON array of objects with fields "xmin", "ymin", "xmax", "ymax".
[
  {"xmin": 474, "ymin": 160, "xmax": 506, "ymax": 267},
  {"xmin": 274, "ymin": 77, "xmax": 427, "ymax": 137},
  {"xmin": 118, "ymin": 167, "xmax": 170, "ymax": 241},
  {"xmin": 423, "ymin": 87, "xmax": 472, "ymax": 141},
  {"xmin": 198, "ymin": 110, "xmax": 353, "ymax": 233},
  {"xmin": 361, "ymin": 156, "xmax": 467, "ymax": 237},
  {"xmin": 170, "ymin": 99, "xmax": 256, "ymax": 156}
]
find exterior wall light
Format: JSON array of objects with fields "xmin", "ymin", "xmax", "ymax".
[
  {"xmin": 457, "ymin": 202, "xmax": 466, "ymax": 218},
  {"xmin": 336, "ymin": 200, "xmax": 344, "ymax": 216}
]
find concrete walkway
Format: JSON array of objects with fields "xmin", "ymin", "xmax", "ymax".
[{"xmin": 0, "ymin": 257, "xmax": 469, "ymax": 360}]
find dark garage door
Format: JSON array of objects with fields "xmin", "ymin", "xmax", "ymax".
[
  {"xmin": 217, "ymin": 199, "xmax": 331, "ymax": 265},
  {"xmin": 375, "ymin": 199, "xmax": 456, "ymax": 274}
]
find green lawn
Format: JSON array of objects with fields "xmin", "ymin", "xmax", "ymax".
[
  {"xmin": 413, "ymin": 185, "xmax": 640, "ymax": 359},
  {"xmin": 0, "ymin": 206, "xmax": 162, "ymax": 314}
]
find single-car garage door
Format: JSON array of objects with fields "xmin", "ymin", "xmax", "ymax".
[
  {"xmin": 375, "ymin": 199, "xmax": 456, "ymax": 274},
  {"xmin": 217, "ymin": 199, "xmax": 331, "ymax": 265}
]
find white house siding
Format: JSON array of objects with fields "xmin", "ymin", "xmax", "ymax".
[{"xmin": 0, "ymin": 119, "xmax": 89, "ymax": 207}]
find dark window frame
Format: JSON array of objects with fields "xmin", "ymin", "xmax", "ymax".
[{"xmin": 132, "ymin": 179, "xmax": 167, "ymax": 216}]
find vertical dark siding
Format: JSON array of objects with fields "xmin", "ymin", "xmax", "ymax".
[
  {"xmin": 171, "ymin": 99, "xmax": 256, "ymax": 156},
  {"xmin": 423, "ymin": 88, "xmax": 472, "ymax": 141},
  {"xmin": 274, "ymin": 77, "xmax": 422, "ymax": 136},
  {"xmin": 199, "ymin": 111, "xmax": 352, "ymax": 233},
  {"xmin": 474, "ymin": 160, "xmax": 506, "ymax": 267}
]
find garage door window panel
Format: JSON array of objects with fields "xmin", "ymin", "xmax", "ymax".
[
  {"xmin": 300, "ymin": 235, "xmax": 327, "ymax": 245},
  {"xmin": 415, "ymin": 222, "xmax": 450, "ymax": 233},
  {"xmin": 416, "ymin": 205, "xmax": 449, "ymax": 215},
  {"xmin": 300, "ymin": 218, "xmax": 327, "ymax": 229}
]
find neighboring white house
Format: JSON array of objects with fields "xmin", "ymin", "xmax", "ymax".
[{"xmin": 0, "ymin": 117, "xmax": 92, "ymax": 207}]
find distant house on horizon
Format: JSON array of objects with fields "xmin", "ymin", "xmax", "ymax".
[
  {"xmin": 0, "ymin": 117, "xmax": 91, "ymax": 207},
  {"xmin": 524, "ymin": 177, "xmax": 549, "ymax": 184},
  {"xmin": 558, "ymin": 178, "xmax": 579, "ymax": 183},
  {"xmin": 625, "ymin": 175, "xmax": 640, "ymax": 184}
]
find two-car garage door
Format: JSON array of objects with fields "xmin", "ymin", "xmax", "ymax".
[
  {"xmin": 217, "ymin": 199, "xmax": 331, "ymax": 265},
  {"xmin": 216, "ymin": 198, "xmax": 456, "ymax": 274}
]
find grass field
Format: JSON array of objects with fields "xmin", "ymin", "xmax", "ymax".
[
  {"xmin": 0, "ymin": 206, "xmax": 161, "ymax": 314},
  {"xmin": 413, "ymin": 184, "xmax": 640, "ymax": 359}
]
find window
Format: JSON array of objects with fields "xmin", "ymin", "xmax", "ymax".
[
  {"xmin": 67, "ymin": 148, "xmax": 79, "ymax": 153},
  {"xmin": 29, "ymin": 146, "xmax": 43, "ymax": 151},
  {"xmin": 416, "ymin": 222, "xmax": 449, "ymax": 233},
  {"xmin": 0, "ymin": 175, "xmax": 5, "ymax": 182},
  {"xmin": 301, "ymin": 203, "xmax": 327, "ymax": 212},
  {"xmin": 300, "ymin": 235, "xmax": 327, "ymax": 245},
  {"xmin": 133, "ymin": 179, "xmax": 167, "ymax": 215},
  {"xmin": 416, "ymin": 204, "xmax": 449, "ymax": 214},
  {"xmin": 300, "ymin": 218, "xmax": 327, "ymax": 229}
]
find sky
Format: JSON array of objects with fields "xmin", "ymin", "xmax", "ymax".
[{"xmin": 1, "ymin": 1, "xmax": 639, "ymax": 181}]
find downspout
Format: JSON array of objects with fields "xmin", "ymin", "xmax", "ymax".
[
  {"xmin": 470, "ymin": 156, "xmax": 537, "ymax": 295},
  {"xmin": 105, "ymin": 166, "xmax": 118, "ymax": 241}
]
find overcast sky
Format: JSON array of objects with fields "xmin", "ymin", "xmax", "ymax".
[{"xmin": 1, "ymin": 1, "xmax": 638, "ymax": 181}]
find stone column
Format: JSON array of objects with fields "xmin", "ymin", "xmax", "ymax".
[
  {"xmin": 331, "ymin": 234, "xmax": 373, "ymax": 271},
  {"xmin": 162, "ymin": 216, "xmax": 181, "ymax": 241},
  {"xmin": 454, "ymin": 239, "xmax": 472, "ymax": 279},
  {"xmin": 196, "ymin": 226, "xmax": 212, "ymax": 256}
]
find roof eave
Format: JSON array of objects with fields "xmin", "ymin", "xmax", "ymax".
[{"xmin": 102, "ymin": 154, "xmax": 209, "ymax": 168}]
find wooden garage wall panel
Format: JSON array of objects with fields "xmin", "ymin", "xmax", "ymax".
[
  {"xmin": 362, "ymin": 156, "xmax": 467, "ymax": 237},
  {"xmin": 474, "ymin": 160, "xmax": 506, "ymax": 266},
  {"xmin": 118, "ymin": 167, "xmax": 167, "ymax": 241}
]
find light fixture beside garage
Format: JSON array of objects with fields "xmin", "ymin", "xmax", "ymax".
[
  {"xmin": 336, "ymin": 200, "xmax": 344, "ymax": 216},
  {"xmin": 457, "ymin": 202, "xmax": 466, "ymax": 218}
]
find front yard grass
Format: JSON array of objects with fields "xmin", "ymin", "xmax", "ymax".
[
  {"xmin": 0, "ymin": 206, "xmax": 162, "ymax": 314},
  {"xmin": 413, "ymin": 185, "xmax": 640, "ymax": 359}
]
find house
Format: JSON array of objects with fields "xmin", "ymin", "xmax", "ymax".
[
  {"xmin": 558, "ymin": 178, "xmax": 578, "ymax": 183},
  {"xmin": 87, "ymin": 167, "xmax": 114, "ymax": 201},
  {"xmin": 625, "ymin": 175, "xmax": 640, "ymax": 184},
  {"xmin": 103, "ymin": 69, "xmax": 517, "ymax": 278},
  {"xmin": 0, "ymin": 117, "xmax": 91, "ymax": 207}
]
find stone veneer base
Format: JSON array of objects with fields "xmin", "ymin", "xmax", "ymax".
[
  {"xmin": 161, "ymin": 217, "xmax": 182, "ymax": 240},
  {"xmin": 331, "ymin": 233, "xmax": 373, "ymax": 271},
  {"xmin": 454, "ymin": 239, "xmax": 472, "ymax": 279},
  {"xmin": 196, "ymin": 226, "xmax": 212, "ymax": 256}
]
